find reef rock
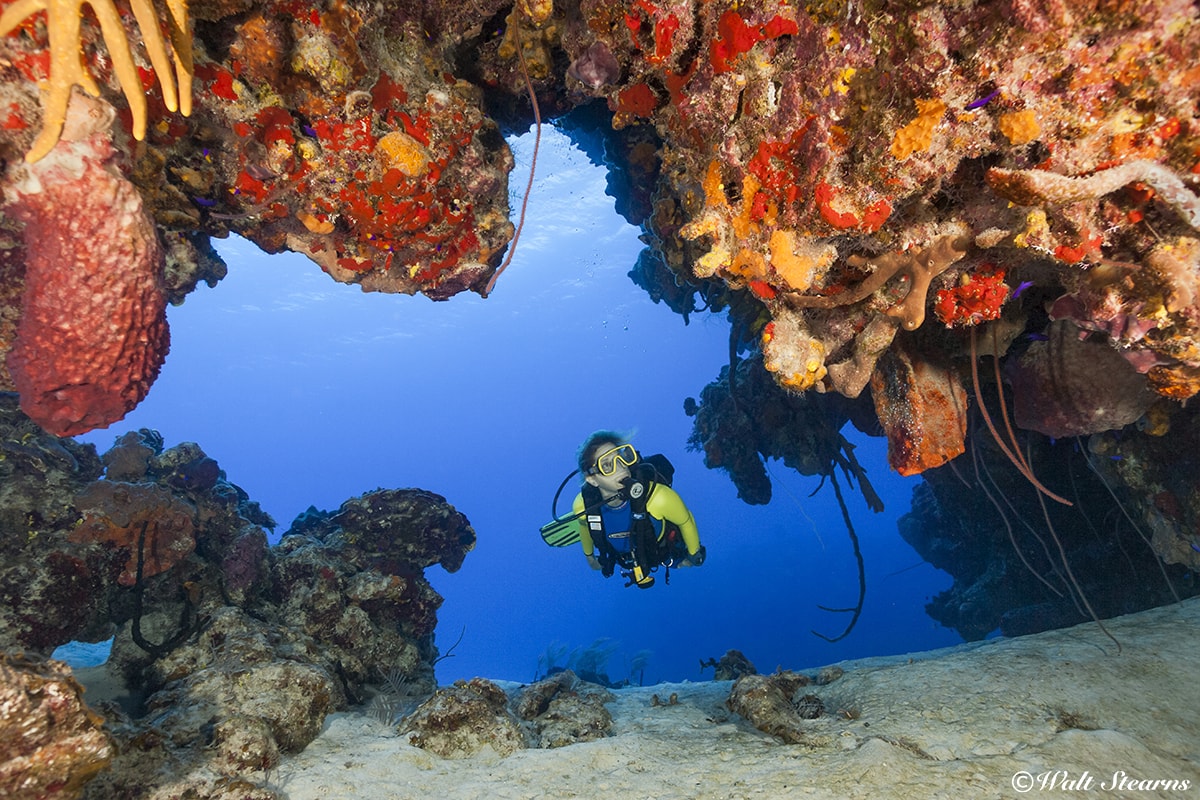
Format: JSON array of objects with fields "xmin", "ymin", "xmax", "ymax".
[
  {"xmin": 0, "ymin": 653, "xmax": 113, "ymax": 799},
  {"xmin": 71, "ymin": 481, "xmax": 197, "ymax": 587},
  {"xmin": 898, "ymin": 402, "xmax": 1200, "ymax": 641},
  {"xmin": 725, "ymin": 670, "xmax": 821, "ymax": 745},
  {"xmin": 0, "ymin": 394, "xmax": 110, "ymax": 651},
  {"xmin": 686, "ymin": 355, "xmax": 883, "ymax": 512},
  {"xmin": 513, "ymin": 670, "xmax": 615, "ymax": 748},
  {"xmin": 401, "ymin": 678, "xmax": 528, "ymax": 758},
  {"xmin": 270, "ymin": 488, "xmax": 476, "ymax": 685},
  {"xmin": 303, "ymin": 487, "xmax": 477, "ymax": 574},
  {"xmin": 0, "ymin": 397, "xmax": 476, "ymax": 797},
  {"xmin": 700, "ymin": 648, "xmax": 757, "ymax": 681}
]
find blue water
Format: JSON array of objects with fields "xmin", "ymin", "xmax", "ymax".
[{"xmin": 75, "ymin": 128, "xmax": 961, "ymax": 685}]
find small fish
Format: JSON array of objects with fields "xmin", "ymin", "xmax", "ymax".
[
  {"xmin": 965, "ymin": 89, "xmax": 1000, "ymax": 110},
  {"xmin": 1011, "ymin": 280, "xmax": 1034, "ymax": 299}
]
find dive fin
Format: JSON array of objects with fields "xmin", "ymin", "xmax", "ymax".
[{"xmin": 539, "ymin": 517, "xmax": 581, "ymax": 547}]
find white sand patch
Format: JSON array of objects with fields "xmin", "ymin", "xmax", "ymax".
[{"xmin": 262, "ymin": 597, "xmax": 1200, "ymax": 799}]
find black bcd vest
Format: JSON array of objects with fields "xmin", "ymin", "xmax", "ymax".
[{"xmin": 581, "ymin": 455, "xmax": 678, "ymax": 580}]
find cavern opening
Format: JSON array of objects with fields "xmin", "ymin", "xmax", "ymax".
[
  {"xmin": 59, "ymin": 124, "xmax": 958, "ymax": 684},
  {"xmin": 3, "ymin": 1, "xmax": 1199, "ymax": 794}
]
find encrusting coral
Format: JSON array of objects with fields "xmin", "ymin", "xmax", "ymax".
[
  {"xmin": 0, "ymin": 0, "xmax": 1195, "ymax": 454},
  {"xmin": 572, "ymin": 0, "xmax": 1200, "ymax": 471}
]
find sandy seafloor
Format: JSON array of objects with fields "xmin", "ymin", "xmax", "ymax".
[{"xmin": 245, "ymin": 597, "xmax": 1200, "ymax": 800}]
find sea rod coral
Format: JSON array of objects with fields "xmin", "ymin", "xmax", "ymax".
[{"xmin": 0, "ymin": 0, "xmax": 193, "ymax": 162}]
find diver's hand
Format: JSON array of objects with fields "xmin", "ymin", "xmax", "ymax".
[
  {"xmin": 679, "ymin": 545, "xmax": 707, "ymax": 567},
  {"xmin": 586, "ymin": 553, "xmax": 602, "ymax": 571}
]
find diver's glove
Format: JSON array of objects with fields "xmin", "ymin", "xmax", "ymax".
[
  {"xmin": 586, "ymin": 553, "xmax": 602, "ymax": 571},
  {"xmin": 680, "ymin": 545, "xmax": 707, "ymax": 567}
]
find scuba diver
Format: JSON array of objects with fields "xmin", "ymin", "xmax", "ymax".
[{"xmin": 541, "ymin": 430, "xmax": 705, "ymax": 588}]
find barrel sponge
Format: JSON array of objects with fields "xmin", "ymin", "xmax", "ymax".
[{"xmin": 5, "ymin": 101, "xmax": 169, "ymax": 437}]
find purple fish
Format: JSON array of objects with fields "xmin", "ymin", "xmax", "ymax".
[
  {"xmin": 1011, "ymin": 280, "xmax": 1034, "ymax": 299},
  {"xmin": 966, "ymin": 89, "xmax": 1000, "ymax": 110}
]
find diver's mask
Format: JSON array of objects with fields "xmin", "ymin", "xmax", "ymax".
[{"xmin": 588, "ymin": 444, "xmax": 639, "ymax": 477}]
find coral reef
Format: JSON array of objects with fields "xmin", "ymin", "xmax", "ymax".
[
  {"xmin": 0, "ymin": 1, "xmax": 1197, "ymax": 779},
  {"xmin": 0, "ymin": 0, "xmax": 1197, "ymax": 465},
  {"xmin": 725, "ymin": 669, "xmax": 820, "ymax": 744},
  {"xmin": 0, "ymin": 393, "xmax": 109, "ymax": 651},
  {"xmin": 1086, "ymin": 405, "xmax": 1200, "ymax": 575},
  {"xmin": 898, "ymin": 392, "xmax": 1200, "ymax": 641},
  {"xmin": 0, "ymin": 653, "xmax": 113, "ymax": 798},
  {"xmin": 513, "ymin": 670, "xmax": 615, "ymax": 748},
  {"xmin": 401, "ymin": 677, "xmax": 527, "ymax": 758},
  {"xmin": 699, "ymin": 648, "xmax": 756, "ymax": 681},
  {"xmin": 556, "ymin": 0, "xmax": 1200, "ymax": 543},
  {"xmin": 560, "ymin": 0, "xmax": 1199, "ymax": 427},
  {"xmin": 0, "ymin": 0, "xmax": 516, "ymax": 435},
  {"xmin": 685, "ymin": 354, "xmax": 882, "ymax": 508},
  {"xmin": 0, "ymin": 396, "xmax": 474, "ymax": 797}
]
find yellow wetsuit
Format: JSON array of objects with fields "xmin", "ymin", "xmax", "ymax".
[{"xmin": 572, "ymin": 482, "xmax": 701, "ymax": 558}]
